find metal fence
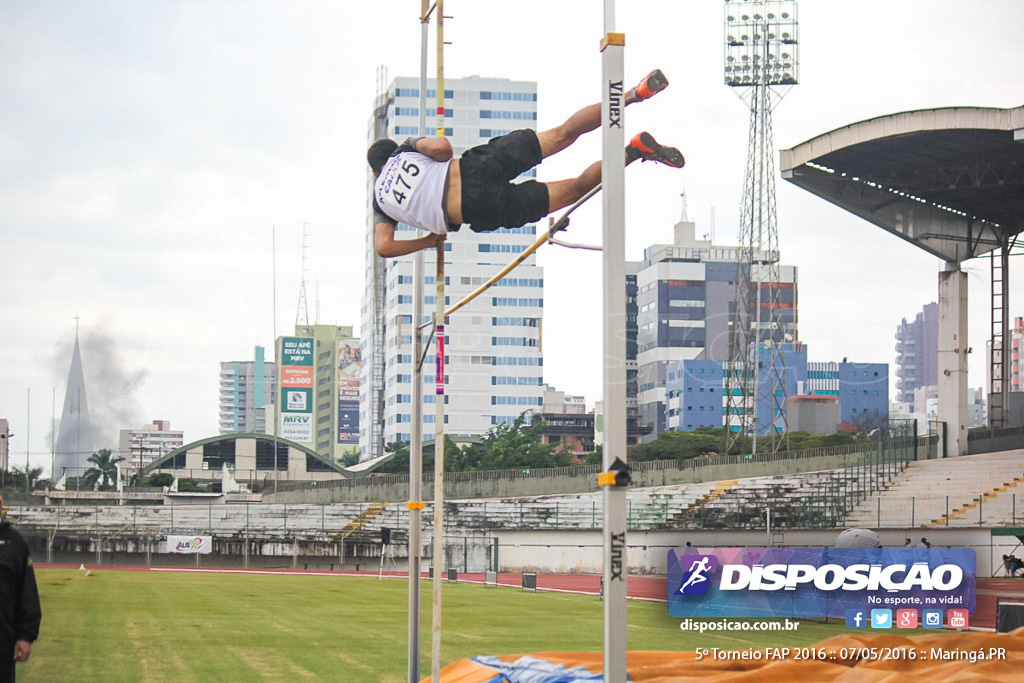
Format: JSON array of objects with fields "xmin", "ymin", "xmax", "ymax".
[
  {"xmin": 852, "ymin": 493, "xmax": 1024, "ymax": 529},
  {"xmin": 273, "ymin": 441, "xmax": 885, "ymax": 495}
]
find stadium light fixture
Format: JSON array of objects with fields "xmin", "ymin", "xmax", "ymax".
[{"xmin": 723, "ymin": 0, "xmax": 800, "ymax": 88}]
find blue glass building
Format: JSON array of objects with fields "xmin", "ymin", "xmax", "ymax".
[{"xmin": 665, "ymin": 343, "xmax": 887, "ymax": 434}]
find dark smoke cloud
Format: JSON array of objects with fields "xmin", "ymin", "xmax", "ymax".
[
  {"xmin": 79, "ymin": 330, "xmax": 150, "ymax": 442},
  {"xmin": 50, "ymin": 329, "xmax": 149, "ymax": 470}
]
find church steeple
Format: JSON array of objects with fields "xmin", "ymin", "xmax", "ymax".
[{"xmin": 54, "ymin": 320, "xmax": 93, "ymax": 476}]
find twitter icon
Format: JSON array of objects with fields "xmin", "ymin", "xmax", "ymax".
[{"xmin": 871, "ymin": 609, "xmax": 893, "ymax": 629}]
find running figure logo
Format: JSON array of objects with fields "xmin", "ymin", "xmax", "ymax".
[{"xmin": 677, "ymin": 555, "xmax": 718, "ymax": 596}]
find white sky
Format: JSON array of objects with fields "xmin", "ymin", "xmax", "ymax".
[{"xmin": 1, "ymin": 1, "xmax": 1022, "ymax": 474}]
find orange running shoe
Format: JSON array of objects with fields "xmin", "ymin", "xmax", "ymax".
[
  {"xmin": 626, "ymin": 132, "xmax": 685, "ymax": 168},
  {"xmin": 631, "ymin": 69, "xmax": 669, "ymax": 101}
]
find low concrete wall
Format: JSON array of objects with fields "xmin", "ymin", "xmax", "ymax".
[
  {"xmin": 492, "ymin": 527, "xmax": 1002, "ymax": 577},
  {"xmin": 13, "ymin": 516, "xmax": 1005, "ymax": 578},
  {"xmin": 17, "ymin": 528, "xmax": 396, "ymax": 573},
  {"xmin": 969, "ymin": 427, "xmax": 1024, "ymax": 455}
]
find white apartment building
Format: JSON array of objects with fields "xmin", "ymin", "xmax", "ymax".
[
  {"xmin": 361, "ymin": 75, "xmax": 544, "ymax": 458},
  {"xmin": 118, "ymin": 420, "xmax": 184, "ymax": 476},
  {"xmin": 218, "ymin": 346, "xmax": 276, "ymax": 435}
]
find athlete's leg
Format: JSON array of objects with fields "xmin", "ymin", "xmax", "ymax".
[
  {"xmin": 543, "ymin": 159, "xmax": 603, "ymax": 213},
  {"xmin": 535, "ymin": 69, "xmax": 669, "ymax": 159},
  {"xmin": 545, "ymin": 131, "xmax": 684, "ymax": 213}
]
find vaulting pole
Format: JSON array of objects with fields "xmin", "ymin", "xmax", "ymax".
[
  {"xmin": 600, "ymin": 0, "xmax": 629, "ymax": 678},
  {"xmin": 431, "ymin": 4, "xmax": 446, "ymax": 680}
]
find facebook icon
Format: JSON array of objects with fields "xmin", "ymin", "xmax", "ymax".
[{"xmin": 845, "ymin": 609, "xmax": 866, "ymax": 629}]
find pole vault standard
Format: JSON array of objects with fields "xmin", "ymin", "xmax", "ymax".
[
  {"xmin": 431, "ymin": 4, "xmax": 447, "ymax": 681},
  {"xmin": 407, "ymin": 3, "xmax": 433, "ymax": 680},
  {"xmin": 600, "ymin": 1, "xmax": 629, "ymax": 679},
  {"xmin": 404, "ymin": 7, "xmax": 618, "ymax": 677}
]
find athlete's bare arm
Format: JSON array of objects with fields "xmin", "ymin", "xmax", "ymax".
[
  {"xmin": 374, "ymin": 221, "xmax": 446, "ymax": 258},
  {"xmin": 413, "ymin": 136, "xmax": 453, "ymax": 162}
]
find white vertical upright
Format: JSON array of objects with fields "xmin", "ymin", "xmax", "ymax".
[
  {"xmin": 431, "ymin": 5, "xmax": 447, "ymax": 681},
  {"xmin": 600, "ymin": 1, "xmax": 628, "ymax": 679}
]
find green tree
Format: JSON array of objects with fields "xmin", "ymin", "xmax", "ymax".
[
  {"xmin": 373, "ymin": 436, "xmax": 468, "ymax": 474},
  {"xmin": 84, "ymin": 448, "xmax": 125, "ymax": 491},
  {"xmin": 373, "ymin": 441, "xmax": 411, "ymax": 474},
  {"xmin": 146, "ymin": 473, "xmax": 174, "ymax": 488},
  {"xmin": 176, "ymin": 478, "xmax": 201, "ymax": 493},
  {"xmin": 466, "ymin": 413, "xmax": 570, "ymax": 471},
  {"xmin": 630, "ymin": 425, "xmax": 862, "ymax": 462},
  {"xmin": 6, "ymin": 466, "xmax": 45, "ymax": 493},
  {"xmin": 784, "ymin": 431, "xmax": 827, "ymax": 451},
  {"xmin": 374, "ymin": 414, "xmax": 570, "ymax": 473},
  {"xmin": 628, "ymin": 426, "xmax": 737, "ymax": 462},
  {"xmin": 340, "ymin": 452, "xmax": 360, "ymax": 468}
]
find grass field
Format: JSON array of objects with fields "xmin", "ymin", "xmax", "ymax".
[{"xmin": 24, "ymin": 567, "xmax": 856, "ymax": 682}]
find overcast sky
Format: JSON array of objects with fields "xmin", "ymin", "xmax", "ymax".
[{"xmin": 1, "ymin": 1, "xmax": 1021, "ymax": 475}]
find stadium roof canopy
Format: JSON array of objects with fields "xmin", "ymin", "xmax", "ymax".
[
  {"xmin": 141, "ymin": 433, "xmax": 402, "ymax": 477},
  {"xmin": 780, "ymin": 105, "xmax": 1024, "ymax": 263}
]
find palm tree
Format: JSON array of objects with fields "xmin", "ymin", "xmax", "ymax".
[
  {"xmin": 7, "ymin": 466, "xmax": 45, "ymax": 493},
  {"xmin": 84, "ymin": 449, "xmax": 125, "ymax": 491}
]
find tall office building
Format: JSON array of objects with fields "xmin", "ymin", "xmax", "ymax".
[
  {"xmin": 218, "ymin": 346, "xmax": 277, "ymax": 435},
  {"xmin": 634, "ymin": 208, "xmax": 798, "ymax": 439},
  {"xmin": 278, "ymin": 324, "xmax": 360, "ymax": 462},
  {"xmin": 894, "ymin": 302, "xmax": 938, "ymax": 403},
  {"xmin": 361, "ymin": 75, "xmax": 544, "ymax": 458}
]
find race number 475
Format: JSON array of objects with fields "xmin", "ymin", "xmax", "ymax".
[{"xmin": 390, "ymin": 159, "xmax": 420, "ymax": 205}]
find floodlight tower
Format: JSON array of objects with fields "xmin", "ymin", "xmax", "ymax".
[{"xmin": 722, "ymin": 0, "xmax": 799, "ymax": 455}]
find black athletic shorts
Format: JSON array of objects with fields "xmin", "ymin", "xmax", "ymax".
[{"xmin": 458, "ymin": 129, "xmax": 549, "ymax": 233}]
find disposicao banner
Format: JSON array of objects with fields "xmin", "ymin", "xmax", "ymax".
[{"xmin": 667, "ymin": 547, "xmax": 975, "ymax": 619}]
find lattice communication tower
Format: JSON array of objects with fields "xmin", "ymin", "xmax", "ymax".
[{"xmin": 722, "ymin": 0, "xmax": 799, "ymax": 455}]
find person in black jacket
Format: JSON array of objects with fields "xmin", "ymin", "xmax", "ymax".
[{"xmin": 0, "ymin": 490, "xmax": 41, "ymax": 682}]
